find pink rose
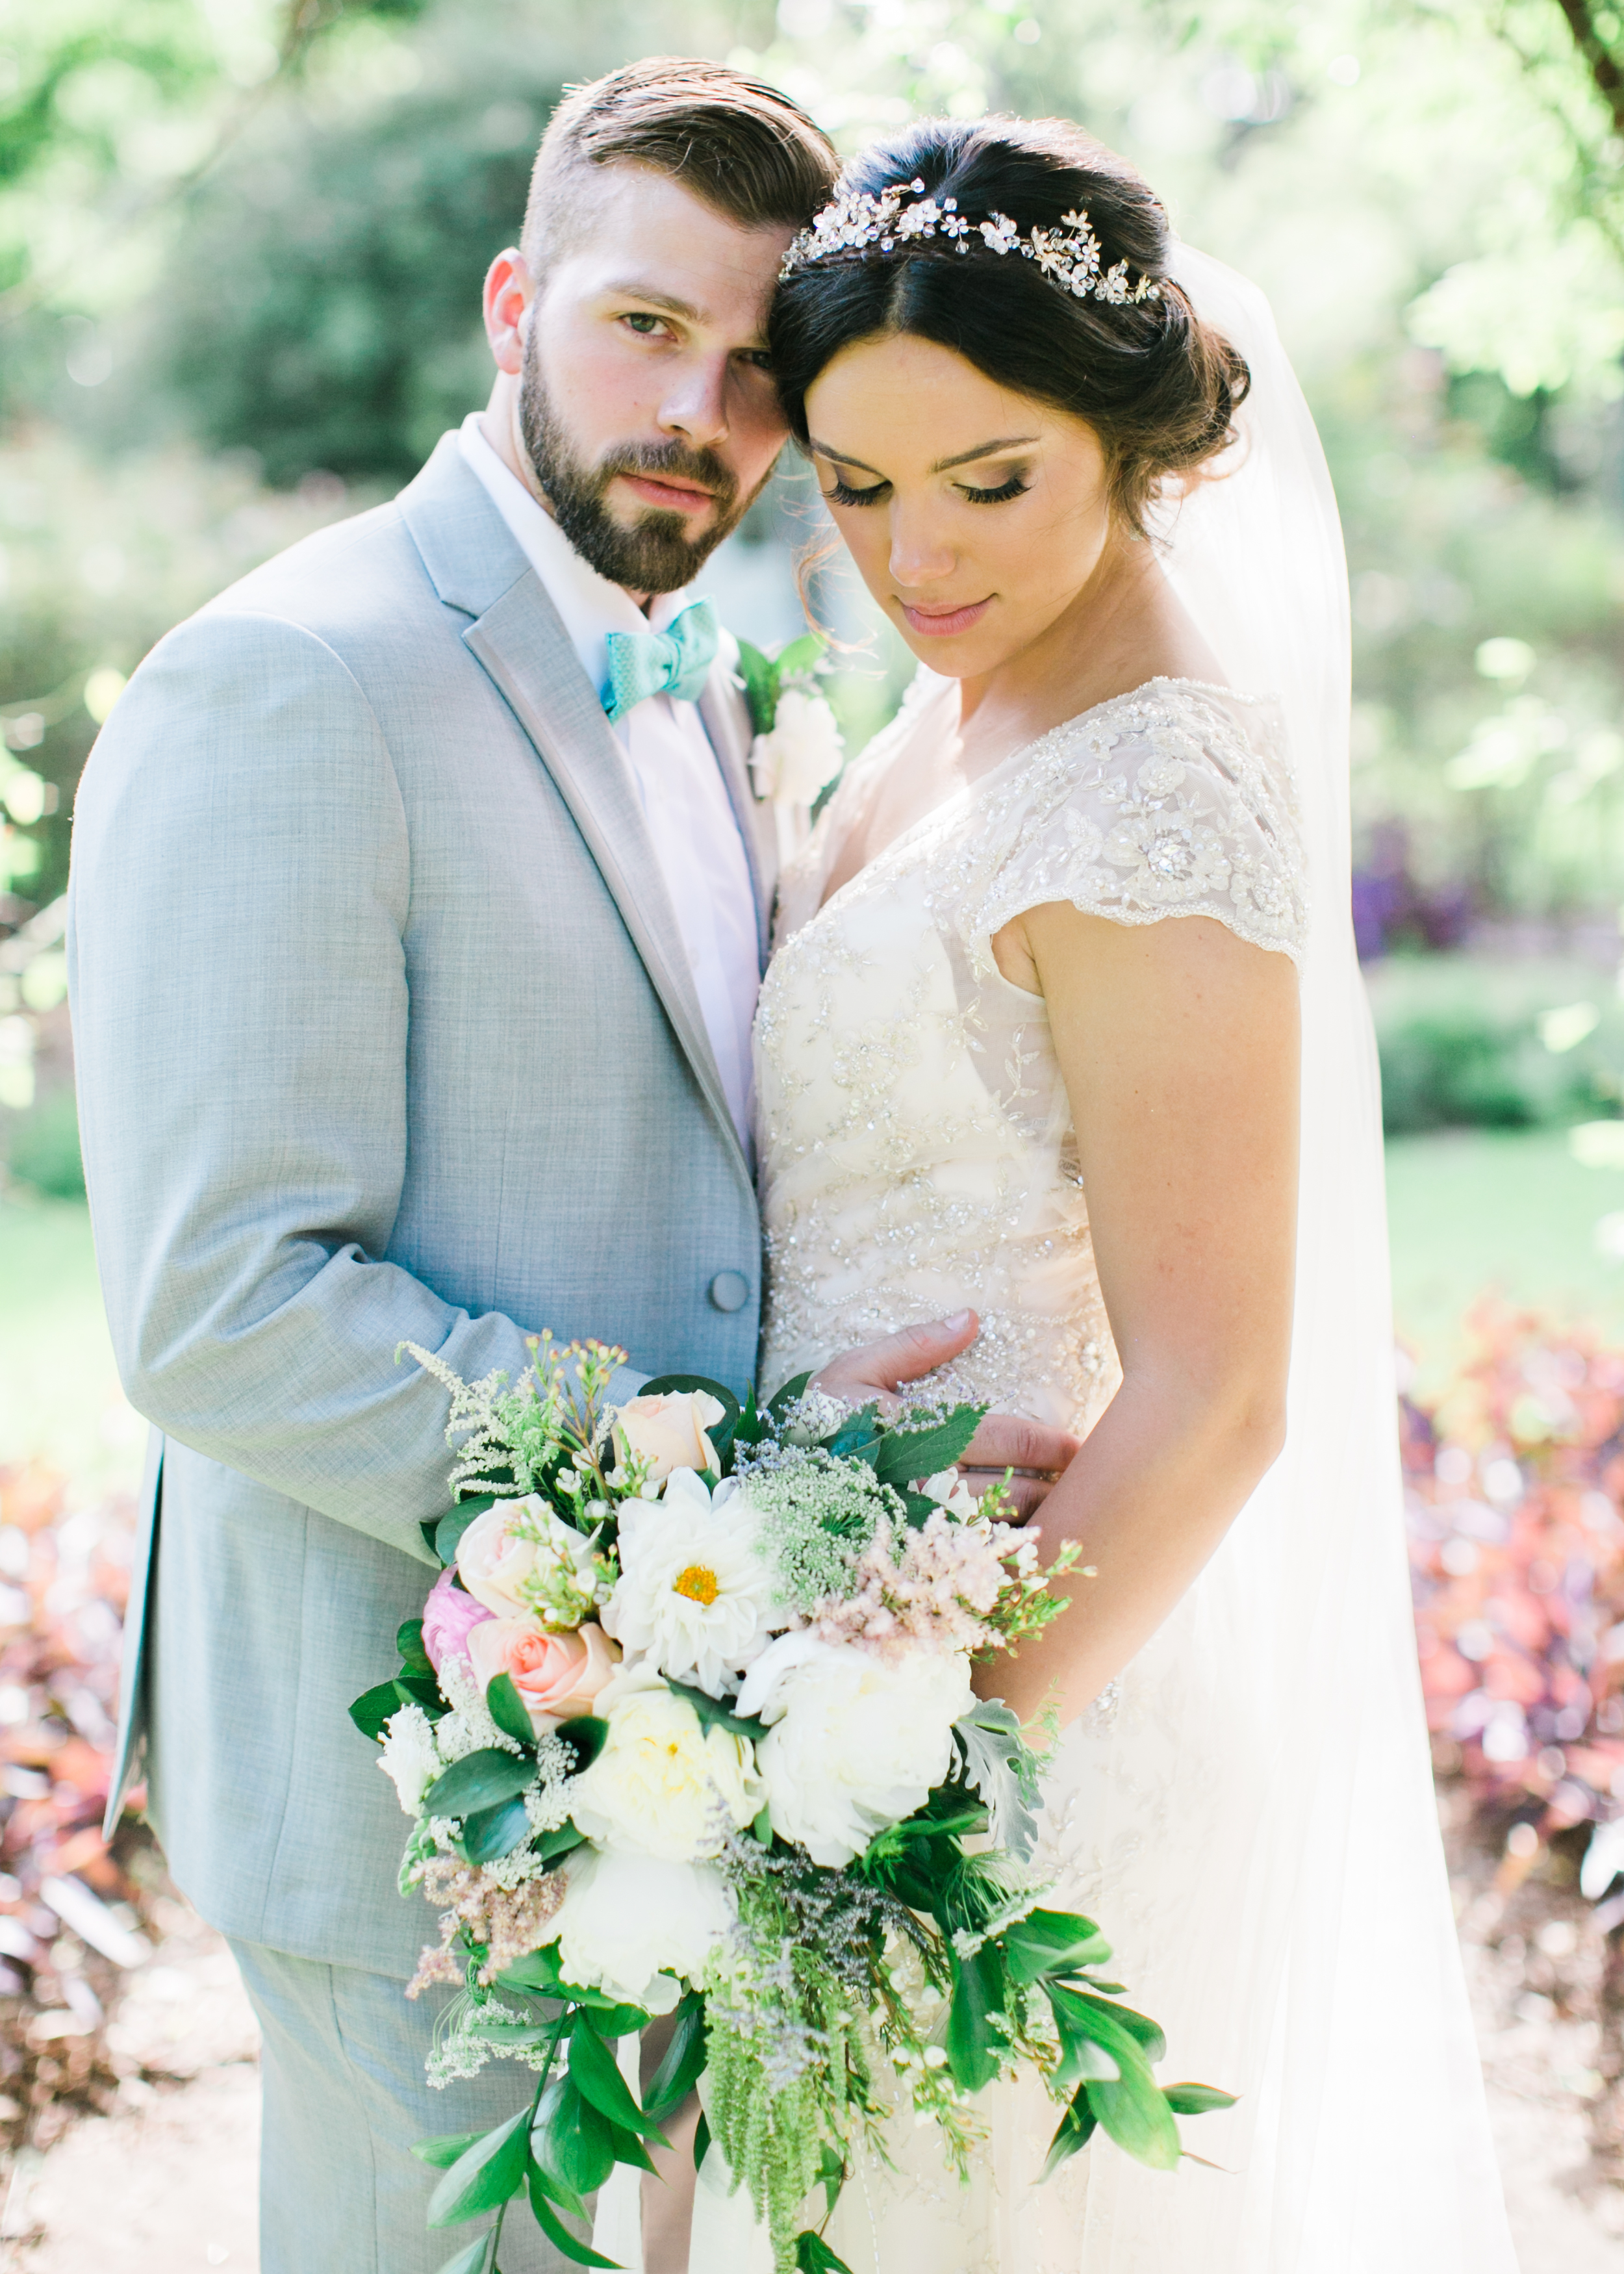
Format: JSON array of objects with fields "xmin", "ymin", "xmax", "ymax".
[
  {"xmin": 467, "ymin": 1618, "xmax": 622, "ymax": 1735},
  {"xmin": 422, "ymin": 1566, "xmax": 494, "ymax": 1672}
]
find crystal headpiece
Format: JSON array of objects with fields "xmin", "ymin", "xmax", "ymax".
[{"xmin": 780, "ymin": 175, "xmax": 1161, "ymax": 307}]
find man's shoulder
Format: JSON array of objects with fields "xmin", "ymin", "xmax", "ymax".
[{"xmin": 194, "ymin": 494, "xmax": 435, "ymax": 648}]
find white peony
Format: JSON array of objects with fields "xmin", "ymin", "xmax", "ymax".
[
  {"xmin": 603, "ymin": 1468, "xmax": 783, "ymax": 1696},
  {"xmin": 571, "ymin": 1663, "xmax": 763, "ymax": 1861},
  {"xmin": 748, "ymin": 688, "xmax": 844, "ymax": 808},
  {"xmin": 546, "ymin": 1843, "xmax": 733, "ymax": 2013},
  {"xmin": 376, "ymin": 1704, "xmax": 442, "ymax": 1818},
  {"xmin": 739, "ymin": 1635, "xmax": 974, "ymax": 1868}
]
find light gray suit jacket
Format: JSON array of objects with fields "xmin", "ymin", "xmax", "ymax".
[{"xmin": 67, "ymin": 434, "xmax": 778, "ymax": 1976}]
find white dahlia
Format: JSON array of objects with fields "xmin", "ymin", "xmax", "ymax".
[{"xmin": 602, "ymin": 1469, "xmax": 783, "ymax": 1696}]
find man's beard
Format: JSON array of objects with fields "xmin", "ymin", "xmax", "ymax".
[{"xmin": 519, "ymin": 344, "xmax": 756, "ymax": 593}]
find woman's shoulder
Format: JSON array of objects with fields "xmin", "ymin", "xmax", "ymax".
[{"xmin": 943, "ymin": 674, "xmax": 1308, "ymax": 969}]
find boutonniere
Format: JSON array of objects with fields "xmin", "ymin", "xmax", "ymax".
[{"xmin": 735, "ymin": 632, "xmax": 844, "ymax": 813}]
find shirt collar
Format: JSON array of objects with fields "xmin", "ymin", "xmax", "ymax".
[{"xmin": 458, "ymin": 414, "xmax": 698, "ymax": 700}]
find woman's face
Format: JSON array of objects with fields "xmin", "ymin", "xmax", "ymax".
[{"xmin": 803, "ymin": 331, "xmax": 1116, "ymax": 677}]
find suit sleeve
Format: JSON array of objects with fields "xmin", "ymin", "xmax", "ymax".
[{"xmin": 66, "ymin": 607, "xmax": 583, "ymax": 1565}]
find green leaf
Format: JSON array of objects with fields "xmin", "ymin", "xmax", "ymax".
[
  {"xmin": 433, "ymin": 2234, "xmax": 497, "ymax": 2274},
  {"xmin": 1041, "ymin": 2095, "xmax": 1098, "ymax": 2180},
  {"xmin": 527, "ymin": 2170, "xmax": 623, "ymax": 2268},
  {"xmin": 569, "ymin": 2012, "xmax": 670, "ymax": 2145},
  {"xmin": 664, "ymin": 1677, "xmax": 770, "ymax": 1744},
  {"xmin": 1084, "ymin": 2066, "xmax": 1182, "ymax": 2171},
  {"xmin": 793, "ymin": 2232, "xmax": 855, "ymax": 2273},
  {"xmin": 424, "ymin": 1747, "xmax": 534, "ymax": 1822},
  {"xmin": 537, "ymin": 2075, "xmax": 616, "ymax": 2196},
  {"xmin": 733, "ymin": 1381, "xmax": 765, "ymax": 1448},
  {"xmin": 873, "ymin": 1405, "xmax": 983, "ymax": 1488},
  {"xmin": 468, "ymin": 2017, "xmax": 550, "ymax": 2047},
  {"xmin": 955, "ymin": 1704, "xmax": 1045, "ymax": 1863},
  {"xmin": 735, "ymin": 638, "xmax": 778, "ymax": 735},
  {"xmin": 535, "ymin": 1822, "xmax": 587, "ymax": 1866},
  {"xmin": 774, "ymin": 630, "xmax": 828, "ymax": 683},
  {"xmin": 397, "ymin": 1617, "xmax": 435, "ymax": 1676},
  {"xmin": 583, "ymin": 2001, "xmax": 650, "ymax": 2039},
  {"xmin": 644, "ymin": 1989, "xmax": 706, "ymax": 2121},
  {"xmin": 435, "ymin": 1496, "xmax": 498, "ymax": 1566},
  {"xmin": 692, "ymin": 2110, "xmax": 711, "ymax": 2173},
  {"xmin": 426, "ymin": 2108, "xmax": 530, "ymax": 2227},
  {"xmin": 495, "ymin": 1948, "xmax": 618, "ymax": 2009},
  {"xmin": 412, "ymin": 2130, "xmax": 490, "ymax": 2169},
  {"xmin": 945, "ymin": 1944, "xmax": 1006, "ymax": 2093},
  {"xmin": 817, "ymin": 2141, "xmax": 846, "ymax": 2219},
  {"xmin": 1052, "ymin": 1988, "xmax": 1165, "ymax": 2066},
  {"xmin": 607, "ymin": 2121, "xmax": 659, "ymax": 2175},
  {"xmin": 900, "ymin": 1489, "xmax": 939, "ymax": 1526},
  {"xmin": 485, "ymin": 1672, "xmax": 537, "ymax": 1751},
  {"xmin": 1002, "ymin": 1906, "xmax": 1113, "ymax": 1984},
  {"xmin": 1046, "ymin": 1985, "xmax": 1159, "ymax": 2097},
  {"xmin": 396, "ymin": 1671, "xmax": 449, "ymax": 1716},
  {"xmin": 765, "ymin": 1372, "xmax": 812, "ymax": 1429},
  {"xmin": 553, "ymin": 1715, "xmax": 609, "ymax": 1775},
  {"xmin": 1162, "ymin": 2082, "xmax": 1237, "ymax": 2115},
  {"xmin": 829, "ymin": 1403, "xmax": 882, "ymax": 1461},
  {"xmin": 349, "ymin": 1678, "xmax": 406, "ymax": 1742},
  {"xmin": 460, "ymin": 1796, "xmax": 533, "ymax": 1865}
]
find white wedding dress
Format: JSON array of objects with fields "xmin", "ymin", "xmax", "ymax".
[{"xmin": 752, "ymin": 667, "xmax": 1518, "ymax": 2273}]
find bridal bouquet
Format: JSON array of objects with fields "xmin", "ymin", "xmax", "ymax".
[{"xmin": 352, "ymin": 1334, "xmax": 1227, "ymax": 2274}]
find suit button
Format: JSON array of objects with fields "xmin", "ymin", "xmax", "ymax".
[{"xmin": 708, "ymin": 1270, "xmax": 751, "ymax": 1314}]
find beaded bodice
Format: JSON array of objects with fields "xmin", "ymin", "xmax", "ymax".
[{"xmin": 754, "ymin": 672, "xmax": 1306, "ymax": 1432}]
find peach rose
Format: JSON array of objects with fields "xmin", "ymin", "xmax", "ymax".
[
  {"xmin": 612, "ymin": 1390, "xmax": 726, "ymax": 1485},
  {"xmin": 468, "ymin": 1618, "xmax": 621, "ymax": 1735}
]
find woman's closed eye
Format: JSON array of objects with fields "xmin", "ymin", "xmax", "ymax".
[
  {"xmin": 958, "ymin": 470, "xmax": 1030, "ymax": 504},
  {"xmin": 822, "ymin": 468, "xmax": 1032, "ymax": 507}
]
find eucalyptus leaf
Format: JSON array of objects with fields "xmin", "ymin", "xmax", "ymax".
[
  {"xmin": 460, "ymin": 1796, "xmax": 533, "ymax": 1865},
  {"xmin": 643, "ymin": 1989, "xmax": 706, "ymax": 2121},
  {"xmin": 484, "ymin": 1671, "xmax": 537, "ymax": 1752},
  {"xmin": 435, "ymin": 1496, "xmax": 498, "ymax": 1568},
  {"xmin": 569, "ymin": 2013, "xmax": 670, "ymax": 2145},
  {"xmin": 424, "ymin": 1748, "xmax": 534, "ymax": 1822},
  {"xmin": 426, "ymin": 2108, "xmax": 530, "ymax": 2227}
]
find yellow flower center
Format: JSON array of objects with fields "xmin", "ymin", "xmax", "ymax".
[{"xmin": 672, "ymin": 1563, "xmax": 720, "ymax": 1607}]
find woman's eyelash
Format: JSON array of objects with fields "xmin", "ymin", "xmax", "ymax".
[
  {"xmin": 827, "ymin": 476, "xmax": 887, "ymax": 507},
  {"xmin": 958, "ymin": 473, "xmax": 1030, "ymax": 504}
]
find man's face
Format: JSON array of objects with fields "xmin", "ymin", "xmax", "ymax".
[{"xmin": 517, "ymin": 166, "xmax": 796, "ymax": 592}]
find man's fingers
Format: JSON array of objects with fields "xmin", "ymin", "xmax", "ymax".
[{"xmin": 962, "ymin": 1413, "xmax": 1080, "ymax": 1478}]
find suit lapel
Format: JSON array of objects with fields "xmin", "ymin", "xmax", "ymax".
[
  {"xmin": 398, "ymin": 437, "xmax": 748, "ymax": 1182},
  {"xmin": 698, "ymin": 669, "xmax": 776, "ymax": 973}
]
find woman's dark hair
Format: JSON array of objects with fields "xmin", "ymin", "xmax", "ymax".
[{"xmin": 770, "ymin": 118, "xmax": 1249, "ymax": 537}]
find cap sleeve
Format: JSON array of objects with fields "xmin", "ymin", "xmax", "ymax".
[{"xmin": 944, "ymin": 682, "xmax": 1308, "ymax": 977}]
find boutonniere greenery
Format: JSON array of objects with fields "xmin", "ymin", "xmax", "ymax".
[{"xmin": 737, "ymin": 632, "xmax": 845, "ymax": 810}]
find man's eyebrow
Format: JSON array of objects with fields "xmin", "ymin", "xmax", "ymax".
[
  {"xmin": 598, "ymin": 279, "xmax": 709, "ymax": 324},
  {"xmin": 807, "ymin": 435, "xmax": 1041, "ymax": 476}
]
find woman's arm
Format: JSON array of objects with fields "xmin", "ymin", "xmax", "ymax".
[{"xmin": 985, "ymin": 904, "xmax": 1300, "ymax": 1723}]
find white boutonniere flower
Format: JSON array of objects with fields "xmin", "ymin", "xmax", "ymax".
[{"xmin": 737, "ymin": 630, "xmax": 844, "ymax": 858}]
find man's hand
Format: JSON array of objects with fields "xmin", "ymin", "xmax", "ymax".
[{"xmin": 811, "ymin": 1310, "xmax": 1080, "ymax": 1519}]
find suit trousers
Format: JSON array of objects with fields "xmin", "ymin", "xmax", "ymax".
[{"xmin": 227, "ymin": 1939, "xmax": 572, "ymax": 2274}]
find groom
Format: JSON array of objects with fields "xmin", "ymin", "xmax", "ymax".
[{"xmin": 68, "ymin": 55, "xmax": 1074, "ymax": 2273}]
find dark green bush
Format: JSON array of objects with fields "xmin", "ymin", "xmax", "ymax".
[{"xmin": 1369, "ymin": 955, "xmax": 1624, "ymax": 1134}]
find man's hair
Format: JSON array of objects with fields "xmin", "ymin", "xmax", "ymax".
[{"xmin": 520, "ymin": 57, "xmax": 838, "ymax": 276}]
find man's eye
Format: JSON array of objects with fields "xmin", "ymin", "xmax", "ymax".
[
  {"xmin": 739, "ymin": 350, "xmax": 775, "ymax": 372},
  {"xmin": 622, "ymin": 312, "xmax": 666, "ymax": 336}
]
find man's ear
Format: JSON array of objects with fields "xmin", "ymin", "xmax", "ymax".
[{"xmin": 482, "ymin": 249, "xmax": 533, "ymax": 377}]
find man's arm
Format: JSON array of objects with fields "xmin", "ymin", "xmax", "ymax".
[{"xmin": 67, "ymin": 609, "xmax": 552, "ymax": 1565}]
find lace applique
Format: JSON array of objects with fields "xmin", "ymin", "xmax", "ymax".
[{"xmin": 937, "ymin": 682, "xmax": 1308, "ymax": 975}]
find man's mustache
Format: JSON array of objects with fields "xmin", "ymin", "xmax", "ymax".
[{"xmin": 595, "ymin": 440, "xmax": 738, "ymax": 510}]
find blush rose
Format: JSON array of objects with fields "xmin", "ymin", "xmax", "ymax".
[{"xmin": 467, "ymin": 1618, "xmax": 621, "ymax": 1735}]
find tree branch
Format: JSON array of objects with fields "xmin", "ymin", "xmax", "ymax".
[{"xmin": 1554, "ymin": 0, "xmax": 1624, "ymax": 136}]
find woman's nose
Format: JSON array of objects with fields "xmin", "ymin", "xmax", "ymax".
[{"xmin": 888, "ymin": 507, "xmax": 956, "ymax": 588}]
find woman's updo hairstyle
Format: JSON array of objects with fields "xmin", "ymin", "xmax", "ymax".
[{"xmin": 770, "ymin": 117, "xmax": 1249, "ymax": 538}]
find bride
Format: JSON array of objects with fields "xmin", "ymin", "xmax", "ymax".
[{"xmin": 748, "ymin": 118, "xmax": 1519, "ymax": 2273}]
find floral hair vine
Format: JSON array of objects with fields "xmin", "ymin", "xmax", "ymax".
[{"xmin": 780, "ymin": 175, "xmax": 1162, "ymax": 307}]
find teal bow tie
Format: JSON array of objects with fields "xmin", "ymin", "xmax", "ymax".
[{"xmin": 602, "ymin": 598, "xmax": 720, "ymax": 724}]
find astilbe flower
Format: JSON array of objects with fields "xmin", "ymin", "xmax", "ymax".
[
  {"xmin": 407, "ymin": 1856, "xmax": 568, "ymax": 1994},
  {"xmin": 812, "ymin": 1510, "xmax": 1035, "ymax": 1658}
]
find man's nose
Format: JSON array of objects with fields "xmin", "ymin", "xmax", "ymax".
[{"xmin": 657, "ymin": 353, "xmax": 731, "ymax": 450}]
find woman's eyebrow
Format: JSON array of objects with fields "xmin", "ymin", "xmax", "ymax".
[
  {"xmin": 807, "ymin": 437, "xmax": 884, "ymax": 475},
  {"xmin": 807, "ymin": 434, "xmax": 1041, "ymax": 476}
]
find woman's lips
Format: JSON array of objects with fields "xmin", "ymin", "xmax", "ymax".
[
  {"xmin": 619, "ymin": 472, "xmax": 715, "ymax": 515},
  {"xmin": 899, "ymin": 598, "xmax": 992, "ymax": 638}
]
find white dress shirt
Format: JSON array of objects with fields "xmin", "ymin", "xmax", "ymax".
[{"xmin": 458, "ymin": 415, "xmax": 761, "ymax": 1151}]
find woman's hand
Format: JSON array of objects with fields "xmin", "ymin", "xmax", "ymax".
[{"xmin": 987, "ymin": 903, "xmax": 1300, "ymax": 1724}]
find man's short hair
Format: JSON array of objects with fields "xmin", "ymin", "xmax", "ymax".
[{"xmin": 521, "ymin": 57, "xmax": 839, "ymax": 276}]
